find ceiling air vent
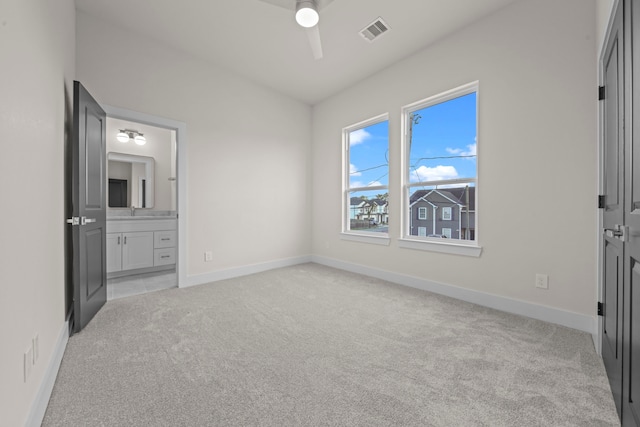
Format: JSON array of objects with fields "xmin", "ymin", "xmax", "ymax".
[{"xmin": 360, "ymin": 17, "xmax": 390, "ymax": 42}]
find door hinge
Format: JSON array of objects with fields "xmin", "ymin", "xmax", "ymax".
[
  {"xmin": 598, "ymin": 302, "xmax": 603, "ymax": 316},
  {"xmin": 598, "ymin": 195, "xmax": 605, "ymax": 209},
  {"xmin": 598, "ymin": 86, "xmax": 605, "ymax": 101}
]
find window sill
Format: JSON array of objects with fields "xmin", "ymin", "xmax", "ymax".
[
  {"xmin": 398, "ymin": 238, "xmax": 482, "ymax": 257},
  {"xmin": 340, "ymin": 232, "xmax": 390, "ymax": 246}
]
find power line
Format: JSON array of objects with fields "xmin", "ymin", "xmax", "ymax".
[
  {"xmin": 411, "ymin": 155, "xmax": 476, "ymax": 162},
  {"xmin": 350, "ymin": 163, "xmax": 388, "ymax": 175}
]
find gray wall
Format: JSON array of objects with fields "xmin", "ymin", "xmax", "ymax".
[
  {"xmin": 311, "ymin": 0, "xmax": 598, "ymax": 317},
  {"xmin": 0, "ymin": 0, "xmax": 76, "ymax": 425}
]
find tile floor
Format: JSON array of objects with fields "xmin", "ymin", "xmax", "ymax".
[{"xmin": 107, "ymin": 270, "xmax": 177, "ymax": 300}]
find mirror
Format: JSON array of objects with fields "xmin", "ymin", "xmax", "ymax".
[{"xmin": 107, "ymin": 152, "xmax": 155, "ymax": 208}]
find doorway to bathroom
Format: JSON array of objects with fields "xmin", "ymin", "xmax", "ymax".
[{"xmin": 103, "ymin": 108, "xmax": 186, "ymax": 300}]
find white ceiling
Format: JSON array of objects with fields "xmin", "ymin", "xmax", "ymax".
[{"xmin": 74, "ymin": 0, "xmax": 520, "ymax": 105}]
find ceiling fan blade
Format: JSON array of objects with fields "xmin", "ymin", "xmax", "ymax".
[
  {"xmin": 256, "ymin": 0, "xmax": 293, "ymax": 10},
  {"xmin": 256, "ymin": 0, "xmax": 335, "ymax": 11},
  {"xmin": 316, "ymin": 0, "xmax": 336, "ymax": 11},
  {"xmin": 305, "ymin": 25, "xmax": 323, "ymax": 60}
]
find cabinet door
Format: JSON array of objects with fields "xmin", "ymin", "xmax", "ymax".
[
  {"xmin": 122, "ymin": 231, "xmax": 154, "ymax": 270},
  {"xmin": 106, "ymin": 233, "xmax": 122, "ymax": 273}
]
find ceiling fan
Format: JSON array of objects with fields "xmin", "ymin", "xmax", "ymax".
[{"xmin": 258, "ymin": 0, "xmax": 336, "ymax": 60}]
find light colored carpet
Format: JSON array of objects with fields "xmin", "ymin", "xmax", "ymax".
[{"xmin": 43, "ymin": 263, "xmax": 619, "ymax": 426}]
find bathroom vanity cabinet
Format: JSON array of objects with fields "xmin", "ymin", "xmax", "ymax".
[{"xmin": 107, "ymin": 218, "xmax": 176, "ymax": 277}]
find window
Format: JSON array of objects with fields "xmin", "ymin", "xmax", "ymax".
[
  {"xmin": 442, "ymin": 207, "xmax": 452, "ymax": 221},
  {"xmin": 343, "ymin": 114, "xmax": 389, "ymax": 239},
  {"xmin": 401, "ymin": 82, "xmax": 478, "ymax": 252},
  {"xmin": 418, "ymin": 207, "xmax": 427, "ymax": 220}
]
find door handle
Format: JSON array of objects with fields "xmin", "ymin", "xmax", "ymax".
[
  {"xmin": 604, "ymin": 224, "xmax": 627, "ymax": 241},
  {"xmin": 79, "ymin": 217, "xmax": 96, "ymax": 225}
]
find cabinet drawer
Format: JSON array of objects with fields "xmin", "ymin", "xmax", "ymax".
[
  {"xmin": 154, "ymin": 248, "xmax": 176, "ymax": 266},
  {"xmin": 154, "ymin": 230, "xmax": 176, "ymax": 248}
]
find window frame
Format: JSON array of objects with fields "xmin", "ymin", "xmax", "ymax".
[
  {"xmin": 418, "ymin": 207, "xmax": 427, "ymax": 220},
  {"xmin": 341, "ymin": 113, "xmax": 390, "ymax": 245},
  {"xmin": 442, "ymin": 206, "xmax": 452, "ymax": 221},
  {"xmin": 399, "ymin": 81, "xmax": 482, "ymax": 257}
]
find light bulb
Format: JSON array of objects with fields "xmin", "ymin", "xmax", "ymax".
[
  {"xmin": 295, "ymin": 1, "xmax": 319, "ymax": 28},
  {"xmin": 116, "ymin": 131, "xmax": 130, "ymax": 143},
  {"xmin": 134, "ymin": 135, "xmax": 146, "ymax": 145}
]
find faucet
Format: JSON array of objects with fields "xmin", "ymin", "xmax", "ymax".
[{"xmin": 130, "ymin": 205, "xmax": 136, "ymax": 216}]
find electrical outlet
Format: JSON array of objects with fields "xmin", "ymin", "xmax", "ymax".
[
  {"xmin": 204, "ymin": 251, "xmax": 213, "ymax": 262},
  {"xmin": 32, "ymin": 334, "xmax": 39, "ymax": 364},
  {"xmin": 535, "ymin": 273, "xmax": 549, "ymax": 289},
  {"xmin": 24, "ymin": 346, "xmax": 33, "ymax": 382}
]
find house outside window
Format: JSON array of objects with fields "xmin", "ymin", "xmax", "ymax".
[
  {"xmin": 343, "ymin": 114, "xmax": 389, "ymax": 236},
  {"xmin": 401, "ymin": 82, "xmax": 478, "ymax": 250}
]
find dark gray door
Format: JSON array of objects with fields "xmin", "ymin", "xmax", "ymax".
[
  {"xmin": 623, "ymin": 0, "xmax": 640, "ymax": 424},
  {"xmin": 70, "ymin": 81, "xmax": 107, "ymax": 333},
  {"xmin": 601, "ymin": 0, "xmax": 624, "ymax": 418}
]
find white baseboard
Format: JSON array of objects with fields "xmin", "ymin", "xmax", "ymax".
[
  {"xmin": 25, "ymin": 320, "xmax": 69, "ymax": 427},
  {"xmin": 312, "ymin": 255, "xmax": 597, "ymax": 335},
  {"xmin": 182, "ymin": 255, "xmax": 313, "ymax": 288}
]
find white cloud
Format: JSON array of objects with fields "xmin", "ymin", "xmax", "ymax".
[
  {"xmin": 350, "ymin": 163, "xmax": 361, "ymax": 176},
  {"xmin": 410, "ymin": 165, "xmax": 459, "ymax": 183},
  {"xmin": 349, "ymin": 129, "xmax": 371, "ymax": 146},
  {"xmin": 464, "ymin": 143, "xmax": 476, "ymax": 156},
  {"xmin": 446, "ymin": 143, "xmax": 476, "ymax": 158}
]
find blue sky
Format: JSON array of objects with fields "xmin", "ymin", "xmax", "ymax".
[{"xmin": 349, "ymin": 92, "xmax": 476, "ymax": 192}]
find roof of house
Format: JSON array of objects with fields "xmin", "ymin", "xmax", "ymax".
[
  {"xmin": 350, "ymin": 197, "xmax": 366, "ymax": 206},
  {"xmin": 350, "ymin": 197, "xmax": 389, "ymax": 207},
  {"xmin": 368, "ymin": 198, "xmax": 388, "ymax": 206},
  {"xmin": 410, "ymin": 187, "xmax": 476, "ymax": 209},
  {"xmin": 446, "ymin": 187, "xmax": 476, "ymax": 210}
]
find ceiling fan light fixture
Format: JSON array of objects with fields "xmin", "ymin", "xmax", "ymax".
[{"xmin": 295, "ymin": 0, "xmax": 319, "ymax": 28}]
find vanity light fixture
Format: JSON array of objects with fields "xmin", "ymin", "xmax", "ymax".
[{"xmin": 116, "ymin": 129, "xmax": 147, "ymax": 146}]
